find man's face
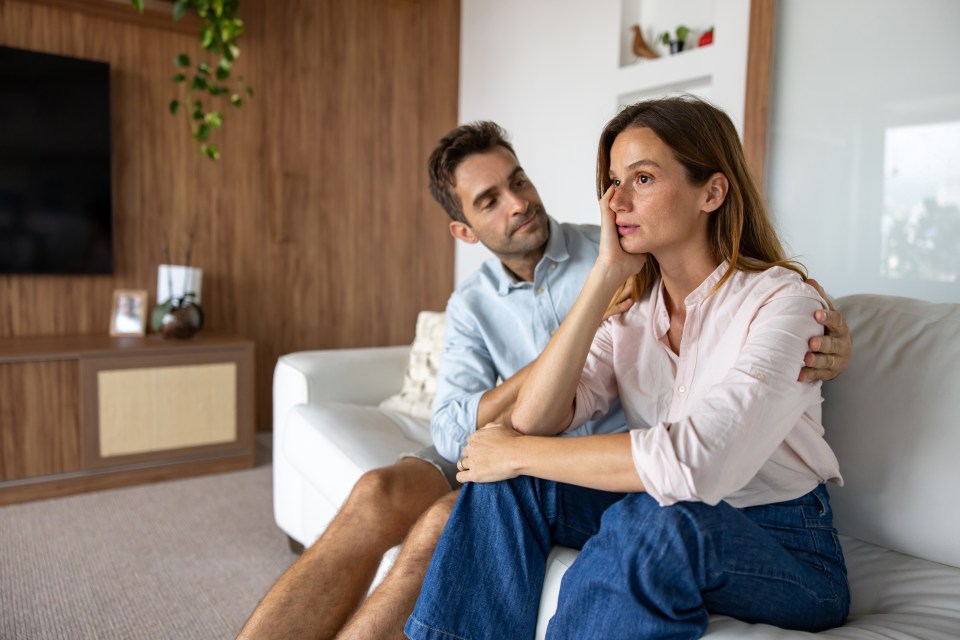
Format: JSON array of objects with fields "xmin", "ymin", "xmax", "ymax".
[{"xmin": 450, "ymin": 146, "xmax": 549, "ymax": 261}]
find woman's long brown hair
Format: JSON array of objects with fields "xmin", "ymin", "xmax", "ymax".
[{"xmin": 597, "ymin": 95, "xmax": 806, "ymax": 305}]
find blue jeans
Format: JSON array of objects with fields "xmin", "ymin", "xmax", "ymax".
[{"xmin": 404, "ymin": 478, "xmax": 849, "ymax": 640}]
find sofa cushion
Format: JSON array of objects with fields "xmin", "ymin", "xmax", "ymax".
[
  {"xmin": 379, "ymin": 311, "xmax": 446, "ymax": 420},
  {"xmin": 825, "ymin": 295, "xmax": 960, "ymax": 569},
  {"xmin": 283, "ymin": 402, "xmax": 431, "ymax": 508}
]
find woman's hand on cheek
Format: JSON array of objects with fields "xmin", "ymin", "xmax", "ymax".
[
  {"xmin": 597, "ymin": 185, "xmax": 647, "ymax": 282},
  {"xmin": 456, "ymin": 423, "xmax": 521, "ymax": 484}
]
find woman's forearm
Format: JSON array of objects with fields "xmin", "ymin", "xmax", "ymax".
[
  {"xmin": 513, "ymin": 433, "xmax": 645, "ymax": 492},
  {"xmin": 475, "ymin": 361, "xmax": 533, "ymax": 429},
  {"xmin": 512, "ymin": 263, "xmax": 627, "ymax": 435}
]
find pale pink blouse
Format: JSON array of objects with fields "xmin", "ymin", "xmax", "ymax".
[{"xmin": 569, "ymin": 263, "xmax": 843, "ymax": 509}]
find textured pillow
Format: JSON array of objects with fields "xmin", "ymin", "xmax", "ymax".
[{"xmin": 379, "ymin": 311, "xmax": 446, "ymax": 420}]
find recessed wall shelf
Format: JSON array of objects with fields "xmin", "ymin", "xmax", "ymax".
[{"xmin": 618, "ymin": 0, "xmax": 717, "ymax": 70}]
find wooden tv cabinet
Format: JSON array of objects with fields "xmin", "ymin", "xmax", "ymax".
[{"xmin": 0, "ymin": 332, "xmax": 255, "ymax": 505}]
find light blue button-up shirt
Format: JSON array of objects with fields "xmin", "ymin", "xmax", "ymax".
[{"xmin": 431, "ymin": 218, "xmax": 627, "ymax": 462}]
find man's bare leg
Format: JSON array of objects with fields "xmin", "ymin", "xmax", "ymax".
[
  {"xmin": 237, "ymin": 458, "xmax": 450, "ymax": 640},
  {"xmin": 337, "ymin": 490, "xmax": 460, "ymax": 640}
]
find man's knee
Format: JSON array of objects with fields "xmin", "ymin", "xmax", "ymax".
[
  {"xmin": 412, "ymin": 490, "xmax": 460, "ymax": 541},
  {"xmin": 344, "ymin": 461, "xmax": 447, "ymax": 528},
  {"xmin": 391, "ymin": 490, "xmax": 459, "ymax": 579}
]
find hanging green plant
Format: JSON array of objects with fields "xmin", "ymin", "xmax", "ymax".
[{"xmin": 130, "ymin": 0, "xmax": 254, "ymax": 160}]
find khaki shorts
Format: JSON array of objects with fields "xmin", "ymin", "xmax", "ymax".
[{"xmin": 398, "ymin": 445, "xmax": 462, "ymax": 491}]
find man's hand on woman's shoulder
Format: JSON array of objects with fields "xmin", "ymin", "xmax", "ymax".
[{"xmin": 799, "ymin": 278, "xmax": 852, "ymax": 382}]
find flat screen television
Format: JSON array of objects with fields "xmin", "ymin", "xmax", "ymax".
[{"xmin": 0, "ymin": 45, "xmax": 113, "ymax": 275}]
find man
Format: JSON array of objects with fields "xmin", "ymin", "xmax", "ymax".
[{"xmin": 238, "ymin": 122, "xmax": 851, "ymax": 639}]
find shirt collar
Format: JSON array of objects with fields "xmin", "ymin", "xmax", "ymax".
[
  {"xmin": 685, "ymin": 261, "xmax": 731, "ymax": 305},
  {"xmin": 655, "ymin": 260, "xmax": 731, "ymax": 310},
  {"xmin": 652, "ymin": 261, "xmax": 730, "ymax": 346},
  {"xmin": 496, "ymin": 217, "xmax": 570, "ymax": 295}
]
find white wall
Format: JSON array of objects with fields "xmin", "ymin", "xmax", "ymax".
[
  {"xmin": 456, "ymin": 0, "xmax": 619, "ymax": 282},
  {"xmin": 767, "ymin": 0, "xmax": 960, "ymax": 303},
  {"xmin": 456, "ymin": 0, "xmax": 749, "ymax": 283}
]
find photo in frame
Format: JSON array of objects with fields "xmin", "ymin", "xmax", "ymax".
[{"xmin": 110, "ymin": 289, "xmax": 148, "ymax": 337}]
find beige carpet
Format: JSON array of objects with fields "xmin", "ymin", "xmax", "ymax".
[{"xmin": 0, "ymin": 449, "xmax": 296, "ymax": 640}]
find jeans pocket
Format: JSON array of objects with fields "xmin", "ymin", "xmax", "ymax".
[
  {"xmin": 808, "ymin": 527, "xmax": 843, "ymax": 565},
  {"xmin": 795, "ymin": 488, "xmax": 845, "ymax": 579},
  {"xmin": 802, "ymin": 485, "xmax": 835, "ymax": 528}
]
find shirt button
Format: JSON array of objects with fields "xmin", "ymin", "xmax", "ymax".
[
  {"xmin": 678, "ymin": 385, "xmax": 687, "ymax": 393},
  {"xmin": 536, "ymin": 287, "xmax": 544, "ymax": 295},
  {"xmin": 551, "ymin": 263, "xmax": 558, "ymax": 270},
  {"xmin": 754, "ymin": 373, "xmax": 766, "ymax": 382},
  {"xmin": 549, "ymin": 329, "xmax": 556, "ymax": 336}
]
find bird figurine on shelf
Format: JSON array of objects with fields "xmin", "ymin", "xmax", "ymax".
[{"xmin": 631, "ymin": 24, "xmax": 659, "ymax": 59}]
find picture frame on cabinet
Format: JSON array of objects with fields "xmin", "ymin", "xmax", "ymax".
[{"xmin": 110, "ymin": 289, "xmax": 148, "ymax": 337}]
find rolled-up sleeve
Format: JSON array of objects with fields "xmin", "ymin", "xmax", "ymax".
[
  {"xmin": 631, "ymin": 292, "xmax": 826, "ymax": 506},
  {"xmin": 430, "ymin": 297, "xmax": 497, "ymax": 462}
]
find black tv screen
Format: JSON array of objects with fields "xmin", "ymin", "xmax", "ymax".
[{"xmin": 0, "ymin": 45, "xmax": 113, "ymax": 275}]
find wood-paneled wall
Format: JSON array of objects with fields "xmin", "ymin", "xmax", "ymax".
[{"xmin": 0, "ymin": 0, "xmax": 460, "ymax": 429}]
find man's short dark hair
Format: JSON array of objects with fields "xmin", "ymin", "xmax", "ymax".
[{"xmin": 428, "ymin": 121, "xmax": 517, "ymax": 224}]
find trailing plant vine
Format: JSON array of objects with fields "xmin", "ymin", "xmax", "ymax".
[{"xmin": 130, "ymin": 0, "xmax": 254, "ymax": 160}]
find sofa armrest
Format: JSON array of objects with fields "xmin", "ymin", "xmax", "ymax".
[{"xmin": 272, "ymin": 345, "xmax": 411, "ymax": 431}]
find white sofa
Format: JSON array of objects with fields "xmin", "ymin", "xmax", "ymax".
[{"xmin": 272, "ymin": 294, "xmax": 960, "ymax": 639}]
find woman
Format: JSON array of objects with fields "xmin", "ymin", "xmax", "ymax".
[{"xmin": 404, "ymin": 96, "xmax": 849, "ymax": 640}]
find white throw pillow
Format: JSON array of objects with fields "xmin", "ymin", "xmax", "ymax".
[{"xmin": 378, "ymin": 311, "xmax": 446, "ymax": 420}]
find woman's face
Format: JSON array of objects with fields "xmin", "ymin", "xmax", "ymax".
[{"xmin": 606, "ymin": 126, "xmax": 714, "ymax": 258}]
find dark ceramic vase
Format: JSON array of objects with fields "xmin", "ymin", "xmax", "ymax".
[{"xmin": 160, "ymin": 301, "xmax": 204, "ymax": 339}]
